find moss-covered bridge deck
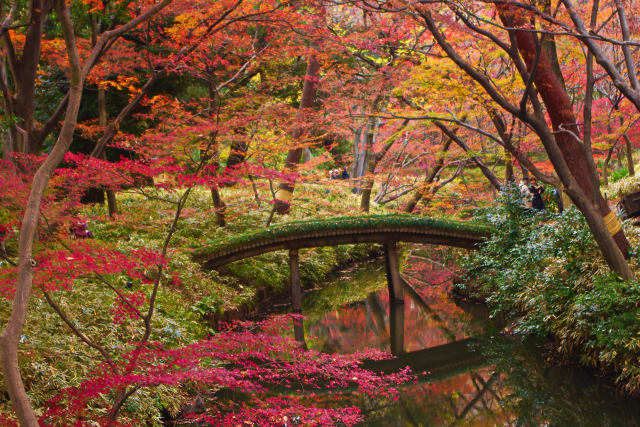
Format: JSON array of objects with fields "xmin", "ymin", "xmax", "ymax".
[{"xmin": 193, "ymin": 214, "xmax": 492, "ymax": 268}]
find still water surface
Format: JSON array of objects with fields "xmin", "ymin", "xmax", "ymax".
[{"xmin": 296, "ymin": 246, "xmax": 640, "ymax": 426}]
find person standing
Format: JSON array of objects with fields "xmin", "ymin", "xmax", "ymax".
[
  {"xmin": 519, "ymin": 177, "xmax": 532, "ymax": 209},
  {"xmin": 529, "ymin": 178, "xmax": 545, "ymax": 210},
  {"xmin": 341, "ymin": 167, "xmax": 350, "ymax": 180}
]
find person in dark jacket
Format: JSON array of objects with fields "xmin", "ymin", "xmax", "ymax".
[
  {"xmin": 529, "ymin": 178, "xmax": 545, "ymax": 210},
  {"xmin": 341, "ymin": 167, "xmax": 350, "ymax": 180}
]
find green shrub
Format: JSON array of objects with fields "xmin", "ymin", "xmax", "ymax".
[{"xmin": 462, "ymin": 183, "xmax": 640, "ymax": 391}]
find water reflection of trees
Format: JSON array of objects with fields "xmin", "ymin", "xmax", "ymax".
[
  {"xmin": 300, "ymin": 245, "xmax": 640, "ymax": 425},
  {"xmin": 305, "ymin": 246, "xmax": 479, "ymax": 355},
  {"xmin": 353, "ymin": 353, "xmax": 640, "ymax": 426}
]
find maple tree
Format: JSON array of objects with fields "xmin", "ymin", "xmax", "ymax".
[
  {"xmin": 341, "ymin": 0, "xmax": 640, "ymax": 278},
  {"xmin": 0, "ymin": 1, "xmax": 417, "ymax": 423}
]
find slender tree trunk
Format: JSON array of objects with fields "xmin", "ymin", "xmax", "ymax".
[
  {"xmin": 0, "ymin": 3, "xmax": 172, "ymax": 423},
  {"xmin": 2, "ymin": 132, "xmax": 11, "ymax": 161},
  {"xmin": 624, "ymin": 133, "xmax": 635, "ymax": 176},
  {"xmin": 90, "ymin": 73, "xmax": 163, "ymax": 158},
  {"xmin": 350, "ymin": 126, "xmax": 362, "ymax": 181},
  {"xmin": 91, "ymin": 15, "xmax": 119, "ymax": 217},
  {"xmin": 360, "ymin": 117, "xmax": 377, "ymax": 212},
  {"xmin": 210, "ymin": 187, "xmax": 226, "ymax": 227},
  {"xmin": 615, "ymin": 108, "xmax": 635, "ymax": 176},
  {"xmin": 504, "ymin": 148, "xmax": 514, "ymax": 182},
  {"xmin": 274, "ymin": 18, "xmax": 322, "ymax": 214},
  {"xmin": 0, "ymin": 49, "xmax": 17, "ymax": 159},
  {"xmin": 97, "ymin": 85, "xmax": 119, "ymax": 216},
  {"xmin": 404, "ymin": 137, "xmax": 453, "ymax": 213},
  {"xmin": 603, "ymin": 144, "xmax": 614, "ymax": 187},
  {"xmin": 617, "ymin": 145, "xmax": 623, "ymax": 169},
  {"xmin": 360, "ymin": 119, "xmax": 408, "ymax": 211},
  {"xmin": 207, "ymin": 81, "xmax": 226, "ymax": 227},
  {"xmin": 222, "ymin": 139, "xmax": 249, "ymax": 187},
  {"xmin": 0, "ymin": 3, "xmax": 81, "ymax": 424}
]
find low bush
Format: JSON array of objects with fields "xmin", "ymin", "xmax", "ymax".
[{"xmin": 462, "ymin": 183, "xmax": 640, "ymax": 392}]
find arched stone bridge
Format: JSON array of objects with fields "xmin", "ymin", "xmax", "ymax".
[{"xmin": 193, "ymin": 214, "xmax": 492, "ymax": 342}]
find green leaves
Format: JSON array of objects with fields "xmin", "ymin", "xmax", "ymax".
[{"xmin": 462, "ymin": 187, "xmax": 640, "ymax": 392}]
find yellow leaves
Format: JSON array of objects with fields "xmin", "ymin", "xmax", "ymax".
[
  {"xmin": 166, "ymin": 13, "xmax": 202, "ymax": 40},
  {"xmin": 99, "ymin": 76, "xmax": 141, "ymax": 97}
]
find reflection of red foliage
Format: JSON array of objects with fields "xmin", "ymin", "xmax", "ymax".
[{"xmin": 308, "ymin": 245, "xmax": 477, "ymax": 354}]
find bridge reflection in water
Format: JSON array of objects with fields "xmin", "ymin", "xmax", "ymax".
[
  {"xmin": 294, "ymin": 265, "xmax": 488, "ymax": 382},
  {"xmin": 298, "ymin": 250, "xmax": 640, "ymax": 425},
  {"xmin": 197, "ymin": 219, "xmax": 640, "ymax": 423}
]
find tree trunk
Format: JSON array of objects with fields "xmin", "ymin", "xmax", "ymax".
[
  {"xmin": 97, "ymin": 85, "xmax": 119, "ymax": 216},
  {"xmin": 360, "ymin": 117, "xmax": 377, "ymax": 212},
  {"xmin": 207, "ymin": 80, "xmax": 226, "ymax": 227},
  {"xmin": 13, "ymin": 0, "xmax": 50, "ymax": 154},
  {"xmin": 0, "ymin": 2, "xmax": 172, "ymax": 423},
  {"xmin": 421, "ymin": 9, "xmax": 632, "ymax": 278},
  {"xmin": 498, "ymin": 6, "xmax": 631, "ymax": 260},
  {"xmin": 90, "ymin": 72, "xmax": 164, "ymax": 158},
  {"xmin": 222, "ymin": 139, "xmax": 249, "ymax": 186},
  {"xmin": 274, "ymin": 24, "xmax": 322, "ymax": 214},
  {"xmin": 404, "ymin": 137, "xmax": 453, "ymax": 213},
  {"xmin": 0, "ymin": 3, "xmax": 82, "ymax": 424},
  {"xmin": 624, "ymin": 133, "xmax": 635, "ymax": 176},
  {"xmin": 504, "ymin": 148, "xmax": 514, "ymax": 182},
  {"xmin": 360, "ymin": 119, "xmax": 408, "ymax": 211},
  {"xmin": 210, "ymin": 187, "xmax": 226, "ymax": 227}
]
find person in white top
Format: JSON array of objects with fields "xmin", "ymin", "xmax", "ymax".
[{"xmin": 519, "ymin": 177, "xmax": 532, "ymax": 209}]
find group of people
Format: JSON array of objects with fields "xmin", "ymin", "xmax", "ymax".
[
  {"xmin": 329, "ymin": 167, "xmax": 350, "ymax": 180},
  {"xmin": 519, "ymin": 177, "xmax": 547, "ymax": 211}
]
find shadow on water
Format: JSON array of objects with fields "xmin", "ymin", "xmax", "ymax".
[{"xmin": 291, "ymin": 245, "xmax": 640, "ymax": 426}]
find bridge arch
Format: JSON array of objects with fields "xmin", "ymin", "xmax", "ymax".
[
  {"xmin": 193, "ymin": 214, "xmax": 491, "ymax": 268},
  {"xmin": 193, "ymin": 215, "xmax": 492, "ymax": 345}
]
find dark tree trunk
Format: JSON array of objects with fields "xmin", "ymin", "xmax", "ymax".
[
  {"xmin": 498, "ymin": 6, "xmax": 630, "ymax": 259},
  {"xmin": 97, "ymin": 84, "xmax": 119, "ymax": 216},
  {"xmin": 504, "ymin": 148, "xmax": 514, "ymax": 182},
  {"xmin": 222, "ymin": 139, "xmax": 249, "ymax": 187},
  {"xmin": 11, "ymin": 1, "xmax": 50, "ymax": 154},
  {"xmin": 210, "ymin": 187, "xmax": 226, "ymax": 227}
]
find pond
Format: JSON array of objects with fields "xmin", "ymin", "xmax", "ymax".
[{"xmin": 290, "ymin": 245, "xmax": 640, "ymax": 426}]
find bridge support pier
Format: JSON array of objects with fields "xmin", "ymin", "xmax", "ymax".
[
  {"xmin": 384, "ymin": 241, "xmax": 404, "ymax": 302},
  {"xmin": 389, "ymin": 298, "xmax": 405, "ymax": 355},
  {"xmin": 289, "ymin": 249, "xmax": 306, "ymax": 346}
]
